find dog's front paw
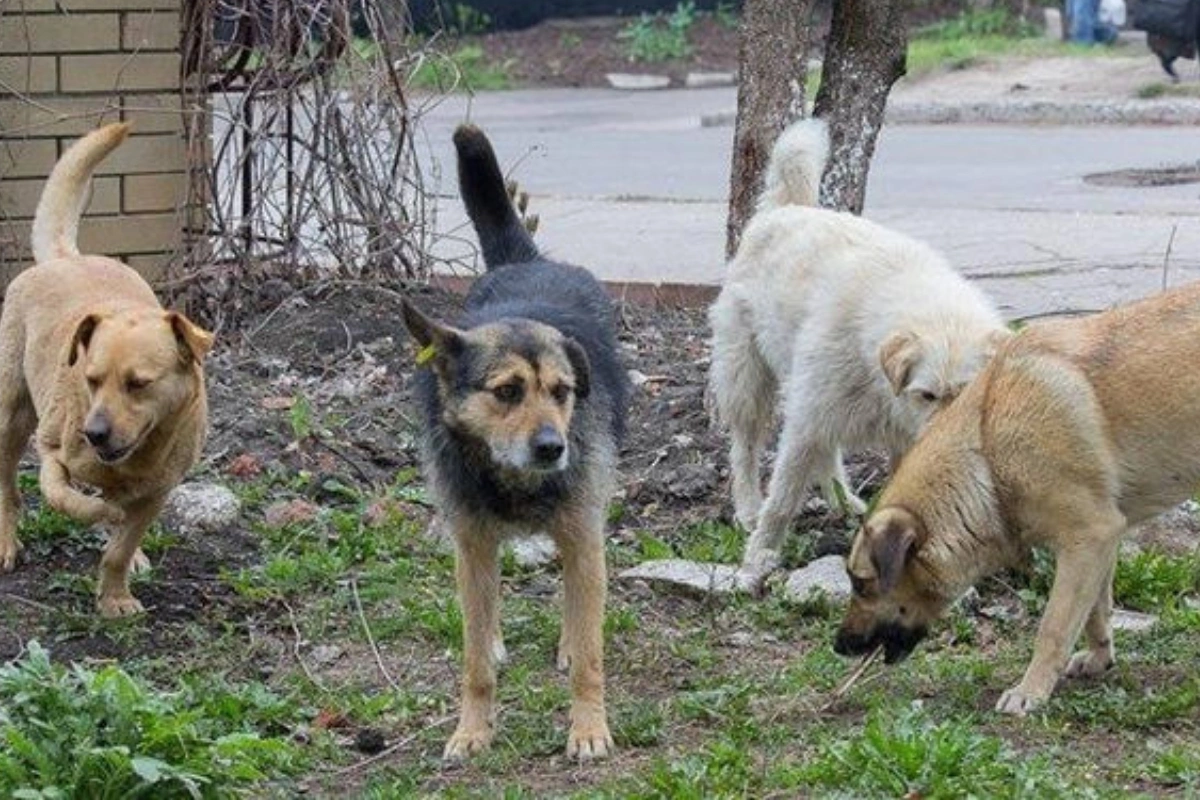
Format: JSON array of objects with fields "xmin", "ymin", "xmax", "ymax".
[
  {"xmin": 97, "ymin": 593, "xmax": 145, "ymax": 618},
  {"xmin": 1065, "ymin": 648, "xmax": 1114, "ymax": 679},
  {"xmin": 0, "ymin": 537, "xmax": 20, "ymax": 572},
  {"xmin": 567, "ymin": 716, "xmax": 613, "ymax": 761},
  {"xmin": 736, "ymin": 551, "xmax": 781, "ymax": 596},
  {"xmin": 995, "ymin": 685, "xmax": 1048, "ymax": 716},
  {"xmin": 443, "ymin": 724, "xmax": 494, "ymax": 762}
]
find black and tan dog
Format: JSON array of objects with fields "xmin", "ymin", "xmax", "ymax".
[
  {"xmin": 402, "ymin": 125, "xmax": 628, "ymax": 760},
  {"xmin": 834, "ymin": 281, "xmax": 1200, "ymax": 715}
]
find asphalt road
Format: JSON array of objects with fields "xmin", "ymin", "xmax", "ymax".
[{"xmin": 419, "ymin": 87, "xmax": 1200, "ymax": 318}]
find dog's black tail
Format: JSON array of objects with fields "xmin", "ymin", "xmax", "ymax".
[{"xmin": 454, "ymin": 124, "xmax": 539, "ymax": 269}]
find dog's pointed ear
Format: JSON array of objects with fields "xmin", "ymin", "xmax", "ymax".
[
  {"xmin": 562, "ymin": 337, "xmax": 591, "ymax": 399},
  {"xmin": 879, "ymin": 331, "xmax": 921, "ymax": 395},
  {"xmin": 866, "ymin": 508, "xmax": 924, "ymax": 594},
  {"xmin": 401, "ymin": 300, "xmax": 463, "ymax": 376},
  {"xmin": 68, "ymin": 313, "xmax": 103, "ymax": 366},
  {"xmin": 167, "ymin": 312, "xmax": 215, "ymax": 364}
]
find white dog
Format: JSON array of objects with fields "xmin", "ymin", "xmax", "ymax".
[{"xmin": 708, "ymin": 117, "xmax": 1009, "ymax": 592}]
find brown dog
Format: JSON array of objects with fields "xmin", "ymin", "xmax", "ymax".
[
  {"xmin": 0, "ymin": 123, "xmax": 213, "ymax": 617},
  {"xmin": 835, "ymin": 281, "xmax": 1200, "ymax": 715}
]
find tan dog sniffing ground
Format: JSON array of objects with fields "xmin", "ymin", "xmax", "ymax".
[
  {"xmin": 835, "ymin": 281, "xmax": 1200, "ymax": 714},
  {"xmin": 0, "ymin": 123, "xmax": 213, "ymax": 617}
]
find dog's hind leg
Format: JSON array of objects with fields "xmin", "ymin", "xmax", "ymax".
[
  {"xmin": 553, "ymin": 509, "xmax": 613, "ymax": 760},
  {"xmin": 708, "ymin": 290, "xmax": 776, "ymax": 531},
  {"xmin": 1065, "ymin": 560, "xmax": 1116, "ymax": 679},
  {"xmin": 444, "ymin": 524, "xmax": 502, "ymax": 761},
  {"xmin": 0, "ymin": 392, "xmax": 35, "ymax": 572}
]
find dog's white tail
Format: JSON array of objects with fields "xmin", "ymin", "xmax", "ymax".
[
  {"xmin": 31, "ymin": 122, "xmax": 131, "ymax": 264},
  {"xmin": 757, "ymin": 117, "xmax": 828, "ymax": 212}
]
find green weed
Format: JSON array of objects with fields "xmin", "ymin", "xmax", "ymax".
[
  {"xmin": 793, "ymin": 707, "xmax": 1087, "ymax": 798},
  {"xmin": 0, "ymin": 642, "xmax": 302, "ymax": 799},
  {"xmin": 408, "ymin": 44, "xmax": 513, "ymax": 91},
  {"xmin": 618, "ymin": 2, "xmax": 696, "ymax": 63},
  {"xmin": 1114, "ymin": 549, "xmax": 1200, "ymax": 612}
]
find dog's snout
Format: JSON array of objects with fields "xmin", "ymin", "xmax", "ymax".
[
  {"xmin": 531, "ymin": 425, "xmax": 565, "ymax": 465},
  {"xmin": 83, "ymin": 416, "xmax": 111, "ymax": 447},
  {"xmin": 833, "ymin": 627, "xmax": 872, "ymax": 657}
]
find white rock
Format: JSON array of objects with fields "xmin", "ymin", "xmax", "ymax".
[
  {"xmin": 163, "ymin": 482, "xmax": 241, "ymax": 535},
  {"xmin": 784, "ymin": 555, "xmax": 851, "ymax": 603},
  {"xmin": 508, "ymin": 534, "xmax": 557, "ymax": 568},
  {"xmin": 618, "ymin": 559, "xmax": 738, "ymax": 596},
  {"xmin": 685, "ymin": 70, "xmax": 735, "ymax": 88},
  {"xmin": 310, "ymin": 644, "xmax": 344, "ymax": 666},
  {"xmin": 606, "ymin": 72, "xmax": 671, "ymax": 90},
  {"xmin": 628, "ymin": 369, "xmax": 650, "ymax": 388},
  {"xmin": 1112, "ymin": 608, "xmax": 1158, "ymax": 633}
]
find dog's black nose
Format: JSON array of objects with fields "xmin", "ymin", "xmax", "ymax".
[
  {"xmin": 531, "ymin": 426, "xmax": 565, "ymax": 465},
  {"xmin": 83, "ymin": 418, "xmax": 111, "ymax": 447}
]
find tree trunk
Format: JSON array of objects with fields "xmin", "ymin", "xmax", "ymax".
[
  {"xmin": 724, "ymin": 0, "xmax": 818, "ymax": 258},
  {"xmin": 813, "ymin": 0, "xmax": 909, "ymax": 213}
]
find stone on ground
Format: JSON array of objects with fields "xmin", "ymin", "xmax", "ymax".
[
  {"xmin": 508, "ymin": 534, "xmax": 557, "ymax": 568},
  {"xmin": 1112, "ymin": 608, "xmax": 1158, "ymax": 633},
  {"xmin": 163, "ymin": 482, "xmax": 241, "ymax": 535},
  {"xmin": 619, "ymin": 559, "xmax": 739, "ymax": 596},
  {"xmin": 784, "ymin": 555, "xmax": 851, "ymax": 603},
  {"xmin": 606, "ymin": 73, "xmax": 671, "ymax": 90}
]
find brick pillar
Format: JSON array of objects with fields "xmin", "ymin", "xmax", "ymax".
[{"xmin": 0, "ymin": 0, "xmax": 186, "ymax": 286}]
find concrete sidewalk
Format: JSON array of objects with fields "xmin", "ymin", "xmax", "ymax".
[{"xmin": 419, "ymin": 78, "xmax": 1200, "ymax": 320}]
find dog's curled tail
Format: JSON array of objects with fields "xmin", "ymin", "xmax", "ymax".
[
  {"xmin": 453, "ymin": 124, "xmax": 539, "ymax": 269},
  {"xmin": 757, "ymin": 117, "xmax": 828, "ymax": 212},
  {"xmin": 31, "ymin": 122, "xmax": 131, "ymax": 264}
]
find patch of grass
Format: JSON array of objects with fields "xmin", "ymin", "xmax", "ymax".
[
  {"xmin": 792, "ymin": 707, "xmax": 1087, "ymax": 798},
  {"xmin": 0, "ymin": 642, "xmax": 303, "ymax": 798},
  {"xmin": 618, "ymin": 1, "xmax": 696, "ymax": 63},
  {"xmin": 1114, "ymin": 549, "xmax": 1200, "ymax": 612},
  {"xmin": 408, "ymin": 44, "xmax": 513, "ymax": 91},
  {"xmin": 1136, "ymin": 81, "xmax": 1200, "ymax": 99},
  {"xmin": 916, "ymin": 9, "xmax": 1037, "ymax": 41}
]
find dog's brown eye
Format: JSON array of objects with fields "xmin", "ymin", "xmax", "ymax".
[
  {"xmin": 126, "ymin": 377, "xmax": 151, "ymax": 392},
  {"xmin": 493, "ymin": 384, "xmax": 522, "ymax": 404},
  {"xmin": 551, "ymin": 384, "xmax": 571, "ymax": 404},
  {"xmin": 919, "ymin": 391, "xmax": 938, "ymax": 403},
  {"xmin": 86, "ymin": 377, "xmax": 100, "ymax": 391}
]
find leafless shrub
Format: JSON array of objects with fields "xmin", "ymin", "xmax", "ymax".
[{"xmin": 178, "ymin": 0, "xmax": 437, "ymax": 331}]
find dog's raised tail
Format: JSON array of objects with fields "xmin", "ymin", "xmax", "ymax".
[
  {"xmin": 758, "ymin": 117, "xmax": 828, "ymax": 212},
  {"xmin": 453, "ymin": 124, "xmax": 539, "ymax": 269},
  {"xmin": 31, "ymin": 122, "xmax": 131, "ymax": 264}
]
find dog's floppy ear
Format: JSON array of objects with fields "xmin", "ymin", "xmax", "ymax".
[
  {"xmin": 167, "ymin": 312, "xmax": 215, "ymax": 364},
  {"xmin": 401, "ymin": 300, "xmax": 463, "ymax": 378},
  {"xmin": 865, "ymin": 508, "xmax": 924, "ymax": 594},
  {"xmin": 68, "ymin": 313, "xmax": 103, "ymax": 366},
  {"xmin": 879, "ymin": 331, "xmax": 922, "ymax": 395},
  {"xmin": 562, "ymin": 337, "xmax": 591, "ymax": 399}
]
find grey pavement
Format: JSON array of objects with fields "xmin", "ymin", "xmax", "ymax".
[{"xmin": 417, "ymin": 87, "xmax": 1200, "ymax": 319}]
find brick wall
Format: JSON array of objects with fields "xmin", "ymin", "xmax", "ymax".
[{"xmin": 0, "ymin": 0, "xmax": 185, "ymax": 286}]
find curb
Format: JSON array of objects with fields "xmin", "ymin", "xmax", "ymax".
[{"xmin": 702, "ymin": 98, "xmax": 1200, "ymax": 127}]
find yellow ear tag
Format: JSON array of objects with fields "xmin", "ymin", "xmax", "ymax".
[{"xmin": 415, "ymin": 343, "xmax": 438, "ymax": 366}]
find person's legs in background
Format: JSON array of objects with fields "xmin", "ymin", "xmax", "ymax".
[{"xmin": 1067, "ymin": 0, "xmax": 1099, "ymax": 43}]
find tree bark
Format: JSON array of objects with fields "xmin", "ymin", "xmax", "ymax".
[
  {"xmin": 812, "ymin": 0, "xmax": 909, "ymax": 213},
  {"xmin": 724, "ymin": 0, "xmax": 818, "ymax": 258}
]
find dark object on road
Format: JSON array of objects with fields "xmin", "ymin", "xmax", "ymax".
[{"xmin": 1132, "ymin": 0, "xmax": 1200, "ymax": 81}]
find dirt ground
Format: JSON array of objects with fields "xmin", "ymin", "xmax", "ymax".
[{"xmin": 0, "ymin": 279, "xmax": 879, "ymax": 665}]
